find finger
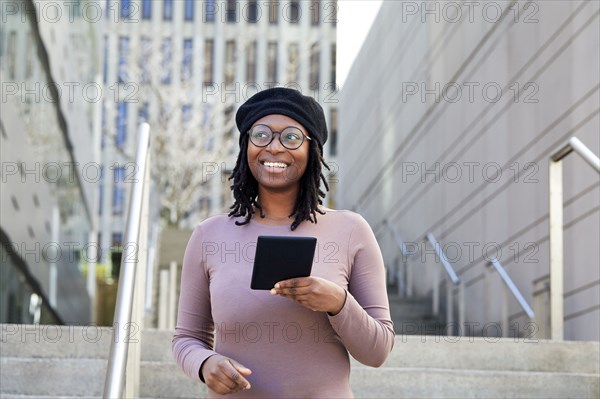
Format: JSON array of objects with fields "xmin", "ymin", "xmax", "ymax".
[
  {"xmin": 274, "ymin": 277, "xmax": 311, "ymax": 289},
  {"xmin": 225, "ymin": 360, "xmax": 252, "ymax": 389}
]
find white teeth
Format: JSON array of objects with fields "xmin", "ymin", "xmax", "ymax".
[{"xmin": 263, "ymin": 161, "xmax": 288, "ymax": 168}]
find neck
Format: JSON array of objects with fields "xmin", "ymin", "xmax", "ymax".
[{"xmin": 256, "ymin": 186, "xmax": 298, "ymax": 219}]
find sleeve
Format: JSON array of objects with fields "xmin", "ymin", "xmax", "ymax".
[
  {"xmin": 327, "ymin": 214, "xmax": 395, "ymax": 367},
  {"xmin": 172, "ymin": 224, "xmax": 218, "ymax": 382}
]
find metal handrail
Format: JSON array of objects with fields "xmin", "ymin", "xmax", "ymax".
[
  {"xmin": 425, "ymin": 233, "xmax": 460, "ymax": 284},
  {"xmin": 104, "ymin": 123, "xmax": 151, "ymax": 398},
  {"xmin": 488, "ymin": 258, "xmax": 535, "ymax": 319},
  {"xmin": 549, "ymin": 136, "xmax": 599, "ymax": 340}
]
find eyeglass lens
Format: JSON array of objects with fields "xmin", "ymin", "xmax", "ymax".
[{"xmin": 249, "ymin": 125, "xmax": 306, "ymax": 149}]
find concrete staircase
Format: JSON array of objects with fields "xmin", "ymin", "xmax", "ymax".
[
  {"xmin": 1, "ymin": 324, "xmax": 599, "ymax": 398},
  {"xmin": 388, "ymin": 295, "xmax": 447, "ymax": 335}
]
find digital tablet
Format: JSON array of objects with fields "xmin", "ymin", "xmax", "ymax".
[{"xmin": 250, "ymin": 236, "xmax": 317, "ymax": 290}]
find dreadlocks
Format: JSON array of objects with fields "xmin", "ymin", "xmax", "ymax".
[{"xmin": 228, "ymin": 134, "xmax": 330, "ymax": 231}]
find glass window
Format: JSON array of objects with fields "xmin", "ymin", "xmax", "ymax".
[
  {"xmin": 246, "ymin": 41, "xmax": 257, "ymax": 83},
  {"xmin": 163, "ymin": 0, "xmax": 173, "ymax": 21},
  {"xmin": 267, "ymin": 42, "xmax": 277, "ymax": 83},
  {"xmin": 329, "ymin": 108, "xmax": 337, "ymax": 157},
  {"xmin": 142, "ymin": 0, "xmax": 152, "ymax": 19},
  {"xmin": 184, "ymin": 0, "xmax": 194, "ymax": 21},
  {"xmin": 138, "ymin": 102, "xmax": 149, "ymax": 124},
  {"xmin": 182, "ymin": 104, "xmax": 192, "ymax": 126},
  {"xmin": 288, "ymin": 1, "xmax": 300, "ymax": 24},
  {"xmin": 225, "ymin": 40, "xmax": 236, "ymax": 86},
  {"xmin": 247, "ymin": 0, "xmax": 258, "ymax": 23},
  {"xmin": 102, "ymin": 34, "xmax": 108, "ymax": 84},
  {"xmin": 204, "ymin": 39, "xmax": 214, "ymax": 85},
  {"xmin": 309, "ymin": 43, "xmax": 319, "ymax": 90},
  {"xmin": 118, "ymin": 36, "xmax": 129, "ymax": 83},
  {"xmin": 116, "ymin": 102, "xmax": 127, "ymax": 148},
  {"xmin": 287, "ymin": 42, "xmax": 299, "ymax": 84},
  {"xmin": 205, "ymin": 0, "xmax": 216, "ymax": 22},
  {"xmin": 311, "ymin": 0, "xmax": 320, "ymax": 25},
  {"xmin": 161, "ymin": 38, "xmax": 172, "ymax": 84},
  {"xmin": 113, "ymin": 167, "xmax": 125, "ymax": 215},
  {"xmin": 139, "ymin": 36, "xmax": 152, "ymax": 83},
  {"xmin": 182, "ymin": 38, "xmax": 193, "ymax": 82},
  {"xmin": 330, "ymin": 44, "xmax": 336, "ymax": 88},
  {"xmin": 269, "ymin": 0, "xmax": 278, "ymax": 24},
  {"xmin": 121, "ymin": 0, "xmax": 131, "ymax": 19},
  {"xmin": 226, "ymin": 0, "xmax": 237, "ymax": 23}
]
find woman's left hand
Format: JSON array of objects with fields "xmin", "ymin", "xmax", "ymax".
[{"xmin": 270, "ymin": 277, "xmax": 346, "ymax": 315}]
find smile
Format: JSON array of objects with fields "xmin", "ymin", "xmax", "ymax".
[{"xmin": 262, "ymin": 161, "xmax": 289, "ymax": 169}]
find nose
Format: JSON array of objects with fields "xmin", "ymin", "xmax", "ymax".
[{"xmin": 266, "ymin": 132, "xmax": 285, "ymax": 153}]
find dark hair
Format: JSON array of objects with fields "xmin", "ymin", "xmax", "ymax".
[{"xmin": 228, "ymin": 134, "xmax": 330, "ymax": 230}]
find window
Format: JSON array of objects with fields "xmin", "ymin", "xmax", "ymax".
[
  {"xmin": 184, "ymin": 0, "xmax": 194, "ymax": 21},
  {"xmin": 267, "ymin": 42, "xmax": 278, "ymax": 83},
  {"xmin": 181, "ymin": 38, "xmax": 193, "ymax": 82},
  {"xmin": 102, "ymin": 34, "xmax": 108, "ymax": 84},
  {"xmin": 138, "ymin": 102, "xmax": 149, "ymax": 124},
  {"xmin": 161, "ymin": 38, "xmax": 172, "ymax": 84},
  {"xmin": 246, "ymin": 41, "xmax": 257, "ymax": 83},
  {"xmin": 116, "ymin": 102, "xmax": 127, "ymax": 148},
  {"xmin": 288, "ymin": 1, "xmax": 300, "ymax": 24},
  {"xmin": 112, "ymin": 232, "xmax": 123, "ymax": 247},
  {"xmin": 121, "ymin": 0, "xmax": 131, "ymax": 19},
  {"xmin": 226, "ymin": 0, "xmax": 237, "ymax": 23},
  {"xmin": 204, "ymin": 39, "xmax": 214, "ymax": 85},
  {"xmin": 142, "ymin": 0, "xmax": 151, "ymax": 19},
  {"xmin": 287, "ymin": 43, "xmax": 299, "ymax": 84},
  {"xmin": 269, "ymin": 0, "xmax": 278, "ymax": 24},
  {"xmin": 139, "ymin": 36, "xmax": 152, "ymax": 83},
  {"xmin": 311, "ymin": 0, "xmax": 320, "ymax": 25},
  {"xmin": 163, "ymin": 0, "xmax": 173, "ymax": 21},
  {"xmin": 205, "ymin": 0, "xmax": 216, "ymax": 22},
  {"xmin": 329, "ymin": 108, "xmax": 337, "ymax": 156},
  {"xmin": 113, "ymin": 167, "xmax": 125, "ymax": 215},
  {"xmin": 118, "ymin": 36, "xmax": 129, "ymax": 83},
  {"xmin": 182, "ymin": 104, "xmax": 192, "ymax": 126},
  {"xmin": 247, "ymin": 0, "xmax": 258, "ymax": 23},
  {"xmin": 225, "ymin": 40, "xmax": 236, "ymax": 86},
  {"xmin": 330, "ymin": 44, "xmax": 336, "ymax": 88},
  {"xmin": 309, "ymin": 43, "xmax": 319, "ymax": 90}
]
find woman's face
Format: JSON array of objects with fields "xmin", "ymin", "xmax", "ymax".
[{"xmin": 247, "ymin": 114, "xmax": 310, "ymax": 193}]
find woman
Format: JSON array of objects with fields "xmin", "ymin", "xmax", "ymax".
[{"xmin": 173, "ymin": 88, "xmax": 394, "ymax": 397}]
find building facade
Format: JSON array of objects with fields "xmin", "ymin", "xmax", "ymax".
[
  {"xmin": 338, "ymin": 1, "xmax": 599, "ymax": 340},
  {"xmin": 99, "ymin": 0, "xmax": 339, "ymax": 267},
  {"xmin": 1, "ymin": 0, "xmax": 102, "ymax": 323}
]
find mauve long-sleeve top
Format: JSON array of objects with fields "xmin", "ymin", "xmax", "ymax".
[{"xmin": 172, "ymin": 209, "xmax": 395, "ymax": 398}]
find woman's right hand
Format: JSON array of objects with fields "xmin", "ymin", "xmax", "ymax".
[{"xmin": 200, "ymin": 354, "xmax": 252, "ymax": 395}]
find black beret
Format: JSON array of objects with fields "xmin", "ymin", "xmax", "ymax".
[{"xmin": 236, "ymin": 87, "xmax": 328, "ymax": 149}]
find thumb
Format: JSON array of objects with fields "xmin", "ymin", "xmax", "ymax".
[{"xmin": 229, "ymin": 359, "xmax": 252, "ymax": 375}]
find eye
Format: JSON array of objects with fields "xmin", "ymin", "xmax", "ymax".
[
  {"xmin": 282, "ymin": 128, "xmax": 302, "ymax": 141},
  {"xmin": 251, "ymin": 128, "xmax": 270, "ymax": 139}
]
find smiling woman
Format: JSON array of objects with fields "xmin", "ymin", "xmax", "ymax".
[{"xmin": 172, "ymin": 87, "xmax": 394, "ymax": 397}]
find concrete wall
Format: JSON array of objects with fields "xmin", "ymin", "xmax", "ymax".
[{"xmin": 338, "ymin": 0, "xmax": 599, "ymax": 340}]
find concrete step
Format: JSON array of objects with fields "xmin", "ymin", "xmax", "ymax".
[
  {"xmin": 2, "ymin": 325, "xmax": 599, "ymax": 398},
  {"xmin": 350, "ymin": 367, "xmax": 600, "ymax": 398}
]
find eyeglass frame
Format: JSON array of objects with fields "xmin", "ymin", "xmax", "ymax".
[{"xmin": 247, "ymin": 124, "xmax": 312, "ymax": 150}]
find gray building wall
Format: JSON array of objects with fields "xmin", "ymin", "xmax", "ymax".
[
  {"xmin": 1, "ymin": 0, "xmax": 102, "ymax": 323},
  {"xmin": 338, "ymin": 1, "xmax": 599, "ymax": 340}
]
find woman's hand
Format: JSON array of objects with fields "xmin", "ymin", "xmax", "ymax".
[
  {"xmin": 200, "ymin": 354, "xmax": 252, "ymax": 395},
  {"xmin": 270, "ymin": 277, "xmax": 347, "ymax": 315}
]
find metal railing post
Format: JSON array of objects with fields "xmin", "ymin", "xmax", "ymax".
[
  {"xmin": 549, "ymin": 137, "xmax": 599, "ymax": 341},
  {"xmin": 103, "ymin": 123, "xmax": 151, "ymax": 398},
  {"xmin": 425, "ymin": 233, "xmax": 461, "ymax": 330}
]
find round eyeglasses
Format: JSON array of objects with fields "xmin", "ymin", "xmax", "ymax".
[{"xmin": 248, "ymin": 124, "xmax": 311, "ymax": 150}]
